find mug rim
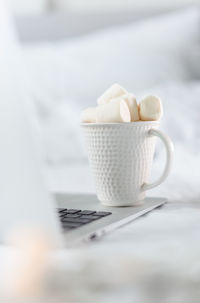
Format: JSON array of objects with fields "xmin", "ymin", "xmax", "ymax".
[{"xmin": 81, "ymin": 121, "xmax": 160, "ymax": 127}]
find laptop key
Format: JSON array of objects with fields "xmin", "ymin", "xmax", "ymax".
[
  {"xmin": 80, "ymin": 210, "xmax": 96, "ymax": 215},
  {"xmin": 62, "ymin": 222, "xmax": 82, "ymax": 228},
  {"xmin": 61, "ymin": 215, "xmax": 82, "ymax": 222},
  {"xmin": 57, "ymin": 208, "xmax": 113, "ymax": 231},
  {"xmin": 75, "ymin": 218, "xmax": 94, "ymax": 224},
  {"xmin": 61, "ymin": 217, "xmax": 91, "ymax": 224},
  {"xmin": 79, "ymin": 215, "xmax": 101, "ymax": 220},
  {"xmin": 95, "ymin": 211, "xmax": 112, "ymax": 217},
  {"xmin": 58, "ymin": 208, "xmax": 68, "ymax": 213},
  {"xmin": 66, "ymin": 209, "xmax": 81, "ymax": 214},
  {"xmin": 59, "ymin": 212, "xmax": 69, "ymax": 217},
  {"xmin": 63, "ymin": 214, "xmax": 81, "ymax": 219}
]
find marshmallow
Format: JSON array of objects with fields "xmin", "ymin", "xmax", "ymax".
[
  {"xmin": 96, "ymin": 99, "xmax": 131, "ymax": 123},
  {"xmin": 97, "ymin": 83, "xmax": 127, "ymax": 105},
  {"xmin": 81, "ymin": 107, "xmax": 97, "ymax": 123},
  {"xmin": 111, "ymin": 94, "xmax": 139, "ymax": 122},
  {"xmin": 139, "ymin": 95, "xmax": 163, "ymax": 121}
]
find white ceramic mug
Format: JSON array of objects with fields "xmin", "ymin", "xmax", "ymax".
[{"xmin": 82, "ymin": 122, "xmax": 174, "ymax": 207}]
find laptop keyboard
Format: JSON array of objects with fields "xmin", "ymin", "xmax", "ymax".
[{"xmin": 57, "ymin": 208, "xmax": 112, "ymax": 231}]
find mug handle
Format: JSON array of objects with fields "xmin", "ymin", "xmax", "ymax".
[{"xmin": 141, "ymin": 128, "xmax": 174, "ymax": 192}]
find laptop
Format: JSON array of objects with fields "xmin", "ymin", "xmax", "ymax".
[{"xmin": 0, "ymin": 0, "xmax": 166, "ymax": 248}]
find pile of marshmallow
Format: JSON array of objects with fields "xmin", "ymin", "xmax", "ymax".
[{"xmin": 81, "ymin": 84, "xmax": 163, "ymax": 123}]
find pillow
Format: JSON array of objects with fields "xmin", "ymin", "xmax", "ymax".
[
  {"xmin": 23, "ymin": 7, "xmax": 200, "ymax": 162},
  {"xmin": 24, "ymin": 7, "xmax": 200, "ymax": 103},
  {"xmin": 138, "ymin": 81, "xmax": 200, "ymax": 155}
]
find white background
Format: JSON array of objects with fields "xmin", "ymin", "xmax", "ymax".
[{"xmin": 9, "ymin": 0, "xmax": 200, "ymax": 15}]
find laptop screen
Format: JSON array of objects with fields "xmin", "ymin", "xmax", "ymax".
[{"xmin": 0, "ymin": 0, "xmax": 62, "ymax": 246}]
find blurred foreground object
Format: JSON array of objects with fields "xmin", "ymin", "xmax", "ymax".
[
  {"xmin": 2, "ymin": 229, "xmax": 50, "ymax": 301},
  {"xmin": 0, "ymin": 0, "xmax": 62, "ymax": 246}
]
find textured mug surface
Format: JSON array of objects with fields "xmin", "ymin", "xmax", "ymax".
[{"xmin": 82, "ymin": 122, "xmax": 160, "ymax": 206}]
